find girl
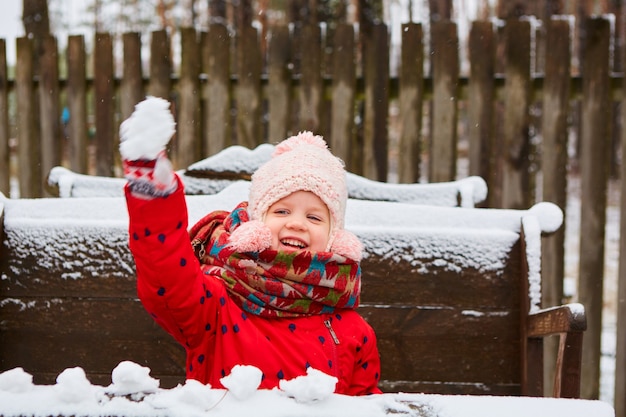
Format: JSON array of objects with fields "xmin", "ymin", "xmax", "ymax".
[{"xmin": 121, "ymin": 97, "xmax": 381, "ymax": 396}]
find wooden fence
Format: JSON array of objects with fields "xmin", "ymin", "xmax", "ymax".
[{"xmin": 0, "ymin": 15, "xmax": 625, "ymax": 414}]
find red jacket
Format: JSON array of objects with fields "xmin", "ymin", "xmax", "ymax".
[{"xmin": 125, "ymin": 184, "xmax": 382, "ymax": 395}]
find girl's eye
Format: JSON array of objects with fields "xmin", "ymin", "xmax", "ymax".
[
  {"xmin": 274, "ymin": 209, "xmax": 289, "ymax": 215},
  {"xmin": 308, "ymin": 215, "xmax": 323, "ymax": 222}
]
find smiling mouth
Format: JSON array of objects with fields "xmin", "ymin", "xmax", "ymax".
[{"xmin": 280, "ymin": 238, "xmax": 307, "ymax": 249}]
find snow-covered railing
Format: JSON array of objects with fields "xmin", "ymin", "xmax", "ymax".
[
  {"xmin": 0, "ymin": 183, "xmax": 585, "ymax": 399},
  {"xmin": 46, "ymin": 144, "xmax": 487, "ymax": 208}
]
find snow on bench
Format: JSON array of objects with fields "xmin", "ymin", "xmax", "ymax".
[
  {"xmin": 0, "ymin": 361, "xmax": 615, "ymax": 417},
  {"xmin": 47, "ymin": 144, "xmax": 487, "ymax": 207},
  {"xmin": 0, "ymin": 182, "xmax": 585, "ymax": 399}
]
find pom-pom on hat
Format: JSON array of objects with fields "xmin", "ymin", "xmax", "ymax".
[{"xmin": 228, "ymin": 131, "xmax": 363, "ymax": 260}]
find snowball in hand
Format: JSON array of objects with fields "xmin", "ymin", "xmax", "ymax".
[
  {"xmin": 279, "ymin": 368, "xmax": 338, "ymax": 403},
  {"xmin": 119, "ymin": 96, "xmax": 176, "ymax": 160},
  {"xmin": 220, "ymin": 365, "xmax": 263, "ymax": 400}
]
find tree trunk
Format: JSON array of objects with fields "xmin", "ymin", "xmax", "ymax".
[
  {"xmin": 208, "ymin": 0, "xmax": 227, "ymax": 23},
  {"xmin": 22, "ymin": 0, "xmax": 50, "ymax": 38},
  {"xmin": 234, "ymin": 0, "xmax": 253, "ymax": 30},
  {"xmin": 428, "ymin": 0, "xmax": 452, "ymax": 21},
  {"xmin": 22, "ymin": 0, "xmax": 50, "ymax": 72}
]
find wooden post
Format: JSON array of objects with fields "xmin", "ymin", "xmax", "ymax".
[
  {"xmin": 93, "ymin": 32, "xmax": 115, "ymax": 177},
  {"xmin": 148, "ymin": 30, "xmax": 172, "ymax": 101},
  {"xmin": 0, "ymin": 39, "xmax": 10, "ymax": 195},
  {"xmin": 520, "ymin": 225, "xmax": 544, "ymax": 397},
  {"xmin": 429, "ymin": 20, "xmax": 459, "ymax": 183},
  {"xmin": 235, "ymin": 25, "xmax": 262, "ymax": 149},
  {"xmin": 38, "ymin": 35, "xmax": 61, "ymax": 197},
  {"xmin": 468, "ymin": 21, "xmax": 495, "ymax": 200},
  {"xmin": 120, "ymin": 32, "xmax": 144, "ymax": 123},
  {"xmin": 362, "ymin": 22, "xmax": 389, "ymax": 182},
  {"xmin": 397, "ymin": 23, "xmax": 423, "ymax": 184},
  {"xmin": 15, "ymin": 36, "xmax": 40, "ymax": 198},
  {"xmin": 176, "ymin": 27, "xmax": 201, "ymax": 169},
  {"xmin": 540, "ymin": 17, "xmax": 571, "ymax": 396},
  {"xmin": 330, "ymin": 23, "xmax": 356, "ymax": 170},
  {"xmin": 202, "ymin": 23, "xmax": 231, "ymax": 155},
  {"xmin": 66, "ymin": 35, "xmax": 88, "ymax": 175},
  {"xmin": 501, "ymin": 19, "xmax": 532, "ymax": 209},
  {"xmin": 578, "ymin": 16, "xmax": 611, "ymax": 400},
  {"xmin": 298, "ymin": 23, "xmax": 324, "ymax": 136}
]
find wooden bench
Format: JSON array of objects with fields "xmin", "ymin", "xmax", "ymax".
[
  {"xmin": 46, "ymin": 144, "xmax": 488, "ymax": 208},
  {"xmin": 0, "ymin": 181, "xmax": 585, "ymax": 398}
]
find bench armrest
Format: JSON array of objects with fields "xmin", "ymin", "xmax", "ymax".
[
  {"xmin": 527, "ymin": 303, "xmax": 587, "ymax": 336},
  {"xmin": 526, "ymin": 303, "xmax": 586, "ymax": 398}
]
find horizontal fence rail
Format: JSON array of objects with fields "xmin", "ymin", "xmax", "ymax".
[{"xmin": 0, "ymin": 15, "xmax": 624, "ymax": 414}]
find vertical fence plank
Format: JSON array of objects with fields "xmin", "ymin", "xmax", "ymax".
[
  {"xmin": 330, "ymin": 23, "xmax": 356, "ymax": 169},
  {"xmin": 176, "ymin": 28, "xmax": 201, "ymax": 169},
  {"xmin": 298, "ymin": 23, "xmax": 323, "ymax": 135},
  {"xmin": 468, "ymin": 21, "xmax": 495, "ymax": 197},
  {"xmin": 0, "ymin": 39, "xmax": 9, "ymax": 195},
  {"xmin": 617, "ymin": 11, "xmax": 626, "ymax": 413},
  {"xmin": 16, "ymin": 37, "xmax": 40, "ymax": 198},
  {"xmin": 501, "ymin": 19, "xmax": 531, "ymax": 209},
  {"xmin": 235, "ymin": 25, "xmax": 262, "ymax": 148},
  {"xmin": 267, "ymin": 24, "xmax": 291, "ymax": 143},
  {"xmin": 93, "ymin": 33, "xmax": 115, "ymax": 177},
  {"xmin": 578, "ymin": 16, "xmax": 612, "ymax": 401},
  {"xmin": 540, "ymin": 17, "xmax": 571, "ymax": 396},
  {"xmin": 67, "ymin": 35, "xmax": 88, "ymax": 174},
  {"xmin": 147, "ymin": 30, "xmax": 173, "ymax": 162},
  {"xmin": 203, "ymin": 23, "xmax": 231, "ymax": 155},
  {"xmin": 430, "ymin": 20, "xmax": 459, "ymax": 183},
  {"xmin": 616, "ymin": 26, "xmax": 626, "ymax": 414},
  {"xmin": 397, "ymin": 23, "xmax": 423, "ymax": 184},
  {"xmin": 363, "ymin": 22, "xmax": 389, "ymax": 181},
  {"xmin": 148, "ymin": 30, "xmax": 172, "ymax": 100},
  {"xmin": 120, "ymin": 32, "xmax": 144, "ymax": 122},
  {"xmin": 39, "ymin": 35, "xmax": 61, "ymax": 196}
]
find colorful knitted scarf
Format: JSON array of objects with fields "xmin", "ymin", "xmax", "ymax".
[{"xmin": 189, "ymin": 202, "xmax": 362, "ymax": 318}]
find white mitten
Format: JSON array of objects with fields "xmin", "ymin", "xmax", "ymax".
[{"xmin": 120, "ymin": 96, "xmax": 177, "ymax": 197}]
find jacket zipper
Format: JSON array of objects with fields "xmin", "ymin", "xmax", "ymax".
[
  {"xmin": 323, "ymin": 317, "xmax": 341, "ymax": 381},
  {"xmin": 324, "ymin": 319, "xmax": 340, "ymax": 345}
]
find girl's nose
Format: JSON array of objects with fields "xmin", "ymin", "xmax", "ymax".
[{"xmin": 286, "ymin": 218, "xmax": 306, "ymax": 231}]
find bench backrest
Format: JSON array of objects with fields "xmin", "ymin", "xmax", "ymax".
[
  {"xmin": 47, "ymin": 144, "xmax": 487, "ymax": 208},
  {"xmin": 0, "ymin": 183, "xmax": 561, "ymax": 394}
]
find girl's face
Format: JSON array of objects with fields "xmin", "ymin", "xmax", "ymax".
[{"xmin": 264, "ymin": 191, "xmax": 331, "ymax": 253}]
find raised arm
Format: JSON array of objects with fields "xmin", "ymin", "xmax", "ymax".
[{"xmin": 121, "ymin": 97, "xmax": 220, "ymax": 349}]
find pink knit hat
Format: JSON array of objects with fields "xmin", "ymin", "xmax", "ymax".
[{"xmin": 228, "ymin": 131, "xmax": 363, "ymax": 260}]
